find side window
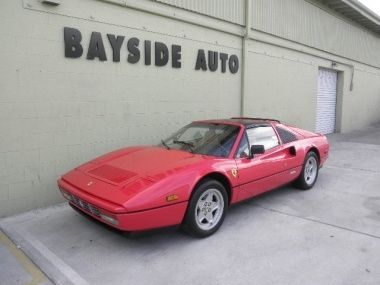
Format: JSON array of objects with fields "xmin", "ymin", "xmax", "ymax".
[
  {"xmin": 275, "ymin": 126, "xmax": 298, "ymax": 144},
  {"xmin": 246, "ymin": 126, "xmax": 279, "ymax": 150},
  {"xmin": 236, "ymin": 133, "xmax": 249, "ymax": 158}
]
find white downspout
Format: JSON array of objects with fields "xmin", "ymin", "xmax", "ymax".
[{"xmin": 241, "ymin": 0, "xmax": 252, "ymax": 116}]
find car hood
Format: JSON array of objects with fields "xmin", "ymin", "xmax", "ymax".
[
  {"xmin": 82, "ymin": 146, "xmax": 206, "ymax": 185},
  {"xmin": 60, "ymin": 146, "xmax": 230, "ymax": 211}
]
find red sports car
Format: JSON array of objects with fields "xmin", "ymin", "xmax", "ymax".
[{"xmin": 58, "ymin": 117, "xmax": 329, "ymax": 237}]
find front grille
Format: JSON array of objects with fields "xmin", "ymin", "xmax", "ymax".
[{"xmin": 65, "ymin": 192, "xmax": 101, "ymax": 217}]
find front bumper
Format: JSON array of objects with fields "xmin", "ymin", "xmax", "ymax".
[{"xmin": 58, "ymin": 179, "xmax": 188, "ymax": 231}]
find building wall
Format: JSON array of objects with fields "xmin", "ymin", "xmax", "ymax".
[
  {"xmin": 155, "ymin": 0, "xmax": 245, "ymax": 25},
  {"xmin": 251, "ymin": 0, "xmax": 380, "ymax": 68},
  {"xmin": 0, "ymin": 0, "xmax": 380, "ymax": 217},
  {"xmin": 245, "ymin": 41, "xmax": 318, "ymax": 131},
  {"xmin": 341, "ymin": 67, "xmax": 380, "ymax": 131},
  {"xmin": 0, "ymin": 0, "xmax": 241, "ymax": 217},
  {"xmin": 247, "ymin": 0, "xmax": 380, "ymax": 131},
  {"xmin": 244, "ymin": 35, "xmax": 380, "ymax": 132}
]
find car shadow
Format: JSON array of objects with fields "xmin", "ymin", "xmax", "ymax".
[{"xmin": 70, "ymin": 184, "xmax": 299, "ymax": 241}]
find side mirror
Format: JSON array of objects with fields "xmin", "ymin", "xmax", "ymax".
[{"xmin": 248, "ymin": 145, "xmax": 265, "ymax": 159}]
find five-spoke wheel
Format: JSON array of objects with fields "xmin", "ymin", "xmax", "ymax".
[
  {"xmin": 195, "ymin": 188, "xmax": 224, "ymax": 231},
  {"xmin": 304, "ymin": 155, "xmax": 318, "ymax": 185},
  {"xmin": 184, "ymin": 179, "xmax": 227, "ymax": 237},
  {"xmin": 295, "ymin": 151, "xmax": 319, "ymax": 190}
]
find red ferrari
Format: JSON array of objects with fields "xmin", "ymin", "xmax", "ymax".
[{"xmin": 58, "ymin": 117, "xmax": 329, "ymax": 237}]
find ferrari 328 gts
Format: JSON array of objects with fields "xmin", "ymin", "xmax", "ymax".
[{"xmin": 58, "ymin": 117, "xmax": 329, "ymax": 237}]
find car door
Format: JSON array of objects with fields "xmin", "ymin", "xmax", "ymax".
[{"xmin": 234, "ymin": 124, "xmax": 299, "ymax": 202}]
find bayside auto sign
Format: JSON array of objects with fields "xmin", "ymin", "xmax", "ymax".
[{"xmin": 64, "ymin": 27, "xmax": 239, "ymax": 74}]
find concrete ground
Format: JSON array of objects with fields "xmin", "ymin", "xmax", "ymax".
[
  {"xmin": 1, "ymin": 124, "xmax": 380, "ymax": 285},
  {"xmin": 0, "ymin": 231, "xmax": 51, "ymax": 285}
]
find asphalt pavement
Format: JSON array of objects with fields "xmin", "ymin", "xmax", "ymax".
[{"xmin": 1, "ymin": 123, "xmax": 380, "ymax": 285}]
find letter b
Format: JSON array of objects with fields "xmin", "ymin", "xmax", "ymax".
[{"xmin": 64, "ymin": 27, "xmax": 83, "ymax": 58}]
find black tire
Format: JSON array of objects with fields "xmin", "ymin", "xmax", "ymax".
[
  {"xmin": 294, "ymin": 151, "xmax": 319, "ymax": 190},
  {"xmin": 183, "ymin": 179, "xmax": 228, "ymax": 238}
]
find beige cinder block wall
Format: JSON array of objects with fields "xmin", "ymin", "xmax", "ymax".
[
  {"xmin": 246, "ymin": 0, "xmax": 380, "ymax": 132},
  {"xmin": 244, "ymin": 36, "xmax": 380, "ymax": 133},
  {"xmin": 0, "ymin": 0, "xmax": 241, "ymax": 217},
  {"xmin": 1, "ymin": 0, "xmax": 380, "ymax": 217}
]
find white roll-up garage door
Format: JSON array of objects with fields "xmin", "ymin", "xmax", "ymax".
[{"xmin": 316, "ymin": 69, "xmax": 337, "ymax": 134}]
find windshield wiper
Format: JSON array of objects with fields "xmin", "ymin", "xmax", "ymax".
[
  {"xmin": 173, "ymin": 140, "xmax": 194, "ymax": 153},
  {"xmin": 161, "ymin": 139, "xmax": 170, "ymax": 150}
]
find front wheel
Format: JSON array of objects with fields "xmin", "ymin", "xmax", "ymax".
[
  {"xmin": 183, "ymin": 179, "xmax": 228, "ymax": 238},
  {"xmin": 294, "ymin": 151, "xmax": 319, "ymax": 190}
]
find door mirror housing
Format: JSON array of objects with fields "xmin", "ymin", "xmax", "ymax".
[{"xmin": 249, "ymin": 145, "xmax": 265, "ymax": 159}]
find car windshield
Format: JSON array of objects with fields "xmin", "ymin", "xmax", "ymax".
[{"xmin": 160, "ymin": 123, "xmax": 240, "ymax": 158}]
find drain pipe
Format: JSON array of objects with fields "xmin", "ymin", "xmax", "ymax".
[{"xmin": 241, "ymin": 0, "xmax": 252, "ymax": 116}]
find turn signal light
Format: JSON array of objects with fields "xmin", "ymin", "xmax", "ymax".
[
  {"xmin": 166, "ymin": 194, "xmax": 178, "ymax": 202},
  {"xmin": 100, "ymin": 213, "xmax": 119, "ymax": 225},
  {"xmin": 60, "ymin": 189, "xmax": 73, "ymax": 201}
]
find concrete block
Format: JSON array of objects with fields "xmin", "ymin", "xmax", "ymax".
[
  {"xmin": 37, "ymin": 165, "xmax": 59, "ymax": 185},
  {"xmin": 5, "ymin": 150, "xmax": 39, "ymax": 168},
  {"xmin": 0, "ymin": 184, "xmax": 9, "ymax": 202},
  {"xmin": 15, "ymin": 36, "xmax": 57, "ymax": 57},
  {"xmin": 32, "ymin": 102, "xmax": 51, "ymax": 118},
  {"xmin": 42, "ymin": 186, "xmax": 64, "ymax": 206},
  {"xmin": 64, "ymin": 116, "xmax": 81, "ymax": 131},
  {"xmin": 39, "ymin": 146, "xmax": 68, "ymax": 164},
  {"xmin": 79, "ymin": 102, "xmax": 106, "ymax": 117},
  {"xmin": 0, "ymin": 34, "xmax": 17, "ymax": 55},
  {"xmin": 0, "ymin": 158, "xmax": 6, "ymax": 178},
  {"xmin": 9, "ymin": 181, "xmax": 33, "ymax": 200},
  {"xmin": 33, "ymin": 133, "xmax": 56, "ymax": 149},
  {"xmin": 24, "ymin": 165, "xmax": 41, "ymax": 184},
  {"xmin": 105, "ymin": 101, "xmax": 127, "ymax": 115},
  {"xmin": 53, "ymin": 130, "xmax": 81, "ymax": 146},
  {"xmin": 0, "ymin": 71, "xmax": 19, "ymax": 101},
  {"xmin": 49, "ymin": 101, "xmax": 80, "ymax": 118}
]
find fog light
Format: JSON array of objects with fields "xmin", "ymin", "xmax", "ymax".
[
  {"xmin": 61, "ymin": 190, "xmax": 73, "ymax": 201},
  {"xmin": 100, "ymin": 213, "xmax": 118, "ymax": 225}
]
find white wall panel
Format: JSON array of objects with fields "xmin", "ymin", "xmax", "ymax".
[
  {"xmin": 156, "ymin": 0, "xmax": 245, "ymax": 25},
  {"xmin": 251, "ymin": 0, "xmax": 380, "ymax": 68}
]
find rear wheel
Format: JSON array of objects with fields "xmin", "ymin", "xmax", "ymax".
[
  {"xmin": 295, "ymin": 151, "xmax": 319, "ymax": 190},
  {"xmin": 184, "ymin": 179, "xmax": 227, "ymax": 238}
]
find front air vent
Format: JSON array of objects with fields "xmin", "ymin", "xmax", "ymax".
[
  {"xmin": 70, "ymin": 194, "xmax": 100, "ymax": 217},
  {"xmin": 89, "ymin": 165, "xmax": 138, "ymax": 184}
]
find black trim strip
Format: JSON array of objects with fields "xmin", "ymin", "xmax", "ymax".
[{"xmin": 125, "ymin": 200, "xmax": 188, "ymax": 214}]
